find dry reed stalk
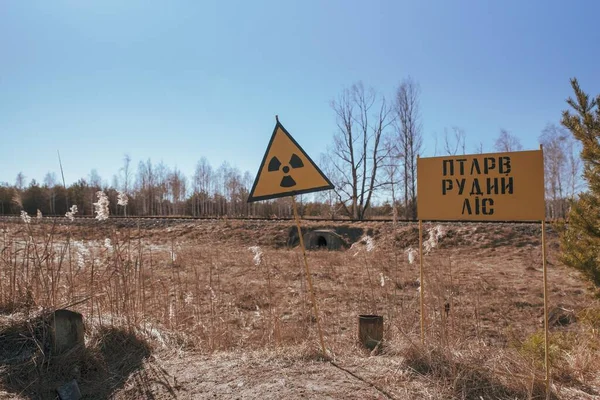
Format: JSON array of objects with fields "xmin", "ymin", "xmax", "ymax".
[
  {"xmin": 392, "ymin": 242, "xmax": 400, "ymax": 324},
  {"xmin": 430, "ymin": 257, "xmax": 449, "ymax": 348},
  {"xmin": 193, "ymin": 263, "xmax": 201, "ymax": 331},
  {"xmin": 24, "ymin": 237, "xmax": 33, "ymax": 303},
  {"xmin": 138, "ymin": 223, "xmax": 145, "ymax": 322},
  {"xmin": 66, "ymin": 232, "xmax": 74, "ymax": 305},
  {"xmin": 295, "ymin": 252, "xmax": 309, "ymax": 332},
  {"xmin": 0, "ymin": 226, "xmax": 6, "ymax": 305},
  {"xmin": 170, "ymin": 237, "xmax": 177, "ymax": 328},
  {"xmin": 448, "ymin": 258, "xmax": 455, "ymax": 341},
  {"xmin": 11, "ymin": 241, "xmax": 18, "ymax": 306},
  {"xmin": 30, "ymin": 223, "xmax": 47, "ymax": 303},
  {"xmin": 149, "ymin": 249, "xmax": 155, "ymax": 325},
  {"xmin": 90, "ymin": 255, "xmax": 95, "ymax": 322},
  {"xmin": 209, "ymin": 250, "xmax": 215, "ymax": 351},
  {"xmin": 474, "ymin": 282, "xmax": 481, "ymax": 340},
  {"xmin": 362, "ymin": 252, "xmax": 376, "ymax": 314},
  {"xmin": 263, "ymin": 255, "xmax": 279, "ymax": 347},
  {"xmin": 0, "ymin": 236, "xmax": 4, "ymax": 305}
]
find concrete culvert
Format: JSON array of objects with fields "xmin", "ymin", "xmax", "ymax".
[
  {"xmin": 303, "ymin": 230, "xmax": 344, "ymax": 250},
  {"xmin": 317, "ymin": 236, "xmax": 328, "ymax": 248}
]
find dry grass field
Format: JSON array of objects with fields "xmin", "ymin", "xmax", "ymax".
[{"xmin": 1, "ymin": 217, "xmax": 599, "ymax": 399}]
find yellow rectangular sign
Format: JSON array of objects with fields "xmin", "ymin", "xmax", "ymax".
[{"xmin": 417, "ymin": 150, "xmax": 545, "ymax": 221}]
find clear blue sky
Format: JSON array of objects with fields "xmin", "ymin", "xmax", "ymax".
[{"xmin": 1, "ymin": 0, "xmax": 599, "ymax": 187}]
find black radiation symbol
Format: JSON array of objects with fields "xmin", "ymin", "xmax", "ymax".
[{"xmin": 268, "ymin": 154, "xmax": 304, "ymax": 187}]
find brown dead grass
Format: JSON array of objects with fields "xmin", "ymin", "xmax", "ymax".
[{"xmin": 1, "ymin": 218, "xmax": 599, "ymax": 399}]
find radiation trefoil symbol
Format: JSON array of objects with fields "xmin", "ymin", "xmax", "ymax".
[
  {"xmin": 247, "ymin": 117, "xmax": 334, "ymax": 203},
  {"xmin": 268, "ymin": 154, "xmax": 304, "ymax": 187}
]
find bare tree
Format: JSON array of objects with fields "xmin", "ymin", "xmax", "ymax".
[
  {"xmin": 15, "ymin": 172, "xmax": 26, "ymax": 191},
  {"xmin": 395, "ymin": 77, "xmax": 423, "ymax": 219},
  {"xmin": 216, "ymin": 162, "xmax": 230, "ymax": 216},
  {"xmin": 494, "ymin": 129, "xmax": 523, "ymax": 152},
  {"xmin": 382, "ymin": 137, "xmax": 402, "ymax": 225},
  {"xmin": 120, "ymin": 154, "xmax": 133, "ymax": 194},
  {"xmin": 155, "ymin": 162, "xmax": 169, "ymax": 215},
  {"xmin": 87, "ymin": 169, "xmax": 100, "ymax": 188},
  {"xmin": 43, "ymin": 172, "xmax": 56, "ymax": 187},
  {"xmin": 242, "ymin": 171, "xmax": 253, "ymax": 216},
  {"xmin": 317, "ymin": 154, "xmax": 339, "ymax": 219},
  {"xmin": 566, "ymin": 138, "xmax": 582, "ymax": 198},
  {"xmin": 443, "ymin": 126, "xmax": 466, "ymax": 155},
  {"xmin": 135, "ymin": 159, "xmax": 155, "ymax": 215},
  {"xmin": 167, "ymin": 167, "xmax": 186, "ymax": 215},
  {"xmin": 475, "ymin": 142, "xmax": 484, "ymax": 154},
  {"xmin": 539, "ymin": 124, "xmax": 568, "ymax": 218},
  {"xmin": 539, "ymin": 123, "xmax": 582, "ymax": 218},
  {"xmin": 328, "ymin": 82, "xmax": 393, "ymax": 220},
  {"xmin": 88, "ymin": 169, "xmax": 102, "ymax": 213},
  {"xmin": 225, "ymin": 166, "xmax": 243, "ymax": 216},
  {"xmin": 193, "ymin": 157, "xmax": 213, "ymax": 216},
  {"xmin": 43, "ymin": 172, "xmax": 57, "ymax": 214}
]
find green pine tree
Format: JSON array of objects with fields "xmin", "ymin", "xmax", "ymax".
[{"xmin": 560, "ymin": 78, "xmax": 600, "ymax": 285}]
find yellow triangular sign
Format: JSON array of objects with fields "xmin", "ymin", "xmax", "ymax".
[{"xmin": 247, "ymin": 118, "xmax": 334, "ymax": 203}]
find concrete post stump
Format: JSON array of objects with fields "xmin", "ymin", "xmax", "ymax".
[{"xmin": 50, "ymin": 309, "xmax": 84, "ymax": 355}]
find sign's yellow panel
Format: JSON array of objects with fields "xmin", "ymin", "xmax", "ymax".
[
  {"xmin": 247, "ymin": 120, "xmax": 334, "ymax": 202},
  {"xmin": 417, "ymin": 150, "xmax": 545, "ymax": 221}
]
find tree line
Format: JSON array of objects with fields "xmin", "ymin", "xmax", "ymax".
[
  {"xmin": 1, "ymin": 79, "xmax": 582, "ymax": 220},
  {"xmin": 1, "ymin": 155, "xmax": 395, "ymax": 219}
]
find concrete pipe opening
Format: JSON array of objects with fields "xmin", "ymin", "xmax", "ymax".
[
  {"xmin": 301, "ymin": 229, "xmax": 344, "ymax": 250},
  {"xmin": 317, "ymin": 236, "xmax": 327, "ymax": 248}
]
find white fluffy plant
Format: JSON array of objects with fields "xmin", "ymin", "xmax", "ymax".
[
  {"xmin": 248, "ymin": 245, "xmax": 279, "ymax": 344},
  {"xmin": 248, "ymin": 245, "xmax": 263, "ymax": 266},
  {"xmin": 405, "ymin": 247, "xmax": 418, "ymax": 265},
  {"xmin": 405, "ymin": 225, "xmax": 446, "ymax": 265},
  {"xmin": 65, "ymin": 205, "xmax": 78, "ymax": 221},
  {"xmin": 424, "ymin": 225, "xmax": 445, "ymax": 254},
  {"xmin": 117, "ymin": 191, "xmax": 128, "ymax": 216},
  {"xmin": 93, "ymin": 191, "xmax": 110, "ymax": 221},
  {"xmin": 405, "ymin": 225, "xmax": 446, "ymax": 295},
  {"xmin": 20, "ymin": 210, "xmax": 31, "ymax": 224},
  {"xmin": 350, "ymin": 235, "xmax": 376, "ymax": 257}
]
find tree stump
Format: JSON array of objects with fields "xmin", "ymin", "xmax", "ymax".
[{"xmin": 358, "ymin": 314, "xmax": 383, "ymax": 350}]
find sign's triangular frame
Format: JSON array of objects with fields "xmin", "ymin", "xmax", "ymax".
[{"xmin": 247, "ymin": 118, "xmax": 334, "ymax": 203}]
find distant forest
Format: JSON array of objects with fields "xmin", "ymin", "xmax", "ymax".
[{"xmin": 1, "ymin": 156, "xmax": 393, "ymax": 220}]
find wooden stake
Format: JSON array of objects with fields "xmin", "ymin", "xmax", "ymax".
[
  {"xmin": 542, "ymin": 219, "xmax": 550, "ymax": 396},
  {"xmin": 292, "ymin": 196, "xmax": 327, "ymax": 356},
  {"xmin": 419, "ymin": 219, "xmax": 425, "ymax": 345}
]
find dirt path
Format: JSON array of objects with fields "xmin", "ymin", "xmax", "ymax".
[
  {"xmin": 116, "ymin": 349, "xmax": 418, "ymax": 400},
  {"xmin": 116, "ymin": 347, "xmax": 600, "ymax": 400}
]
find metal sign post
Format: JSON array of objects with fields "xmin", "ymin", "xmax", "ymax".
[
  {"xmin": 419, "ymin": 219, "xmax": 425, "ymax": 346},
  {"xmin": 248, "ymin": 116, "xmax": 333, "ymax": 357},
  {"xmin": 292, "ymin": 196, "xmax": 327, "ymax": 356},
  {"xmin": 417, "ymin": 147, "xmax": 550, "ymax": 396},
  {"xmin": 542, "ymin": 220, "xmax": 550, "ymax": 395}
]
